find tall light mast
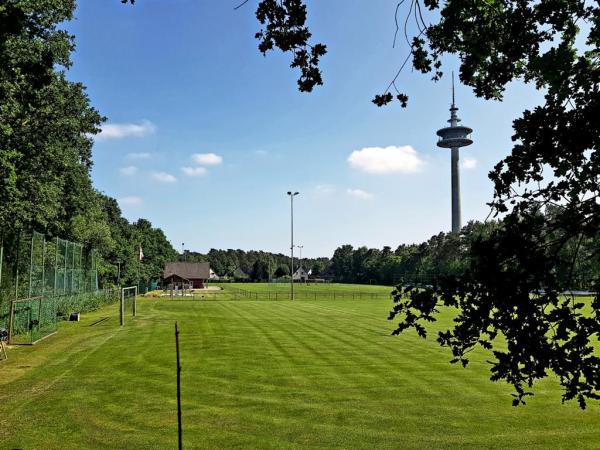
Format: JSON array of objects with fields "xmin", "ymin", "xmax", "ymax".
[
  {"xmin": 287, "ymin": 191, "xmax": 299, "ymax": 300},
  {"xmin": 436, "ymin": 74, "xmax": 473, "ymax": 233}
]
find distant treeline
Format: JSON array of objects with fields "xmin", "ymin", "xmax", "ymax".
[
  {"xmin": 180, "ymin": 208, "xmax": 599, "ymax": 290},
  {"xmin": 182, "ymin": 250, "xmax": 330, "ymax": 281},
  {"xmin": 330, "ymin": 221, "xmax": 490, "ymax": 286},
  {"xmin": 331, "ymin": 212, "xmax": 599, "ymax": 290}
]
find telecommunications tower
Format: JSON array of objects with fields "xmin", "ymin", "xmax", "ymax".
[{"xmin": 436, "ymin": 74, "xmax": 473, "ymax": 233}]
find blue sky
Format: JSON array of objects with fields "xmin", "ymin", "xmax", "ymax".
[{"xmin": 66, "ymin": 0, "xmax": 543, "ymax": 257}]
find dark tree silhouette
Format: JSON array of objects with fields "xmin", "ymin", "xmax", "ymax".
[{"xmin": 381, "ymin": 0, "xmax": 600, "ymax": 409}]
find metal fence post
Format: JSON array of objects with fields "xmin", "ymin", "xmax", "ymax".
[
  {"xmin": 36, "ymin": 297, "xmax": 42, "ymax": 341},
  {"xmin": 41, "ymin": 237, "xmax": 46, "ymax": 299},
  {"xmin": 63, "ymin": 240, "xmax": 67, "ymax": 295},
  {"xmin": 28, "ymin": 234, "xmax": 34, "ymax": 298},
  {"xmin": 70, "ymin": 242, "xmax": 75, "ymax": 294},
  {"xmin": 133, "ymin": 286, "xmax": 137, "ymax": 317},
  {"xmin": 0, "ymin": 239, "xmax": 3, "ymax": 290},
  {"xmin": 53, "ymin": 237, "xmax": 58, "ymax": 296},
  {"xmin": 79, "ymin": 245, "xmax": 83, "ymax": 294},
  {"xmin": 8, "ymin": 300, "xmax": 15, "ymax": 344},
  {"xmin": 120, "ymin": 288, "xmax": 124, "ymax": 326}
]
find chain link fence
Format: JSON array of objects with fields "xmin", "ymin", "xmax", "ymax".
[{"xmin": 0, "ymin": 231, "xmax": 118, "ymax": 344}]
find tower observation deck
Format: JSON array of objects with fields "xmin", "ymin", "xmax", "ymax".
[{"xmin": 436, "ymin": 74, "xmax": 473, "ymax": 233}]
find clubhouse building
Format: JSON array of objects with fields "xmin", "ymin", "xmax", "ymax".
[{"xmin": 163, "ymin": 262, "xmax": 211, "ymax": 289}]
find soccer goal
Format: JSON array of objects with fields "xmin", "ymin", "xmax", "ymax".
[{"xmin": 120, "ymin": 286, "xmax": 138, "ymax": 326}]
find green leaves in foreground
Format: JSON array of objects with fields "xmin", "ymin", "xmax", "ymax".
[
  {"xmin": 389, "ymin": 214, "xmax": 600, "ymax": 409},
  {"xmin": 255, "ymin": 0, "xmax": 327, "ymax": 92}
]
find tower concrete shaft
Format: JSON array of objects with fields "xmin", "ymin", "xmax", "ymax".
[
  {"xmin": 449, "ymin": 99, "xmax": 462, "ymax": 233},
  {"xmin": 451, "ymin": 147, "xmax": 461, "ymax": 233}
]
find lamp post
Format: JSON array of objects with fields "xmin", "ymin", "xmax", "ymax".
[
  {"xmin": 287, "ymin": 191, "xmax": 299, "ymax": 300},
  {"xmin": 296, "ymin": 245, "xmax": 303, "ymax": 263},
  {"xmin": 268, "ymin": 259, "xmax": 272, "ymax": 283},
  {"xmin": 296, "ymin": 245, "xmax": 305, "ymax": 284}
]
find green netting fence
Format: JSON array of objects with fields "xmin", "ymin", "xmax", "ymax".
[{"xmin": 0, "ymin": 231, "xmax": 119, "ymax": 344}]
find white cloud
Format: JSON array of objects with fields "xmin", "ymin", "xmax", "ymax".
[
  {"xmin": 181, "ymin": 167, "xmax": 208, "ymax": 177},
  {"xmin": 191, "ymin": 153, "xmax": 223, "ymax": 166},
  {"xmin": 151, "ymin": 171, "xmax": 177, "ymax": 183},
  {"xmin": 118, "ymin": 196, "xmax": 143, "ymax": 207},
  {"xmin": 348, "ymin": 145, "xmax": 424, "ymax": 174},
  {"xmin": 347, "ymin": 188, "xmax": 374, "ymax": 200},
  {"xmin": 127, "ymin": 152, "xmax": 152, "ymax": 160},
  {"xmin": 314, "ymin": 184, "xmax": 336, "ymax": 196},
  {"xmin": 254, "ymin": 150, "xmax": 268, "ymax": 156},
  {"xmin": 462, "ymin": 158, "xmax": 477, "ymax": 170},
  {"xmin": 96, "ymin": 120, "xmax": 156, "ymax": 141},
  {"xmin": 119, "ymin": 166, "xmax": 138, "ymax": 176}
]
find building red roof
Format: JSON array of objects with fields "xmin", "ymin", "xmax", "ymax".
[{"xmin": 163, "ymin": 262, "xmax": 210, "ymax": 280}]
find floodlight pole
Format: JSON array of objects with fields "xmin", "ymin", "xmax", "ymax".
[{"xmin": 287, "ymin": 191, "xmax": 299, "ymax": 300}]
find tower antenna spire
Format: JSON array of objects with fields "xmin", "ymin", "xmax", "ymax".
[{"xmin": 452, "ymin": 71, "xmax": 455, "ymax": 106}]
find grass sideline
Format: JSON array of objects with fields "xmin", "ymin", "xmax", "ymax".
[
  {"xmin": 0, "ymin": 287, "xmax": 598, "ymax": 448},
  {"xmin": 221, "ymin": 282, "xmax": 394, "ymax": 294},
  {"xmin": 147, "ymin": 282, "xmax": 394, "ymax": 301}
]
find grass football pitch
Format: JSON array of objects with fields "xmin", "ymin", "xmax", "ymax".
[{"xmin": 1, "ymin": 284, "xmax": 599, "ymax": 449}]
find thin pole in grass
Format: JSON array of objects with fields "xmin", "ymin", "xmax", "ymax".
[{"xmin": 175, "ymin": 321, "xmax": 183, "ymax": 450}]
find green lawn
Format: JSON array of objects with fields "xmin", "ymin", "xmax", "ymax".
[
  {"xmin": 217, "ymin": 282, "xmax": 393, "ymax": 301},
  {"xmin": 1, "ymin": 287, "xmax": 599, "ymax": 449},
  {"xmin": 221, "ymin": 282, "xmax": 394, "ymax": 294}
]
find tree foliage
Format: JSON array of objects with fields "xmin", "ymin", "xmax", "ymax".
[
  {"xmin": 0, "ymin": 0, "xmax": 177, "ymax": 290},
  {"xmin": 329, "ymin": 218, "xmax": 598, "ymax": 289},
  {"xmin": 381, "ymin": 0, "xmax": 600, "ymax": 408},
  {"xmin": 0, "ymin": 0, "xmax": 102, "ymax": 234},
  {"xmin": 122, "ymin": 0, "xmax": 327, "ymax": 93},
  {"xmin": 254, "ymin": 0, "xmax": 327, "ymax": 92},
  {"xmin": 182, "ymin": 248, "xmax": 328, "ymax": 282}
]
